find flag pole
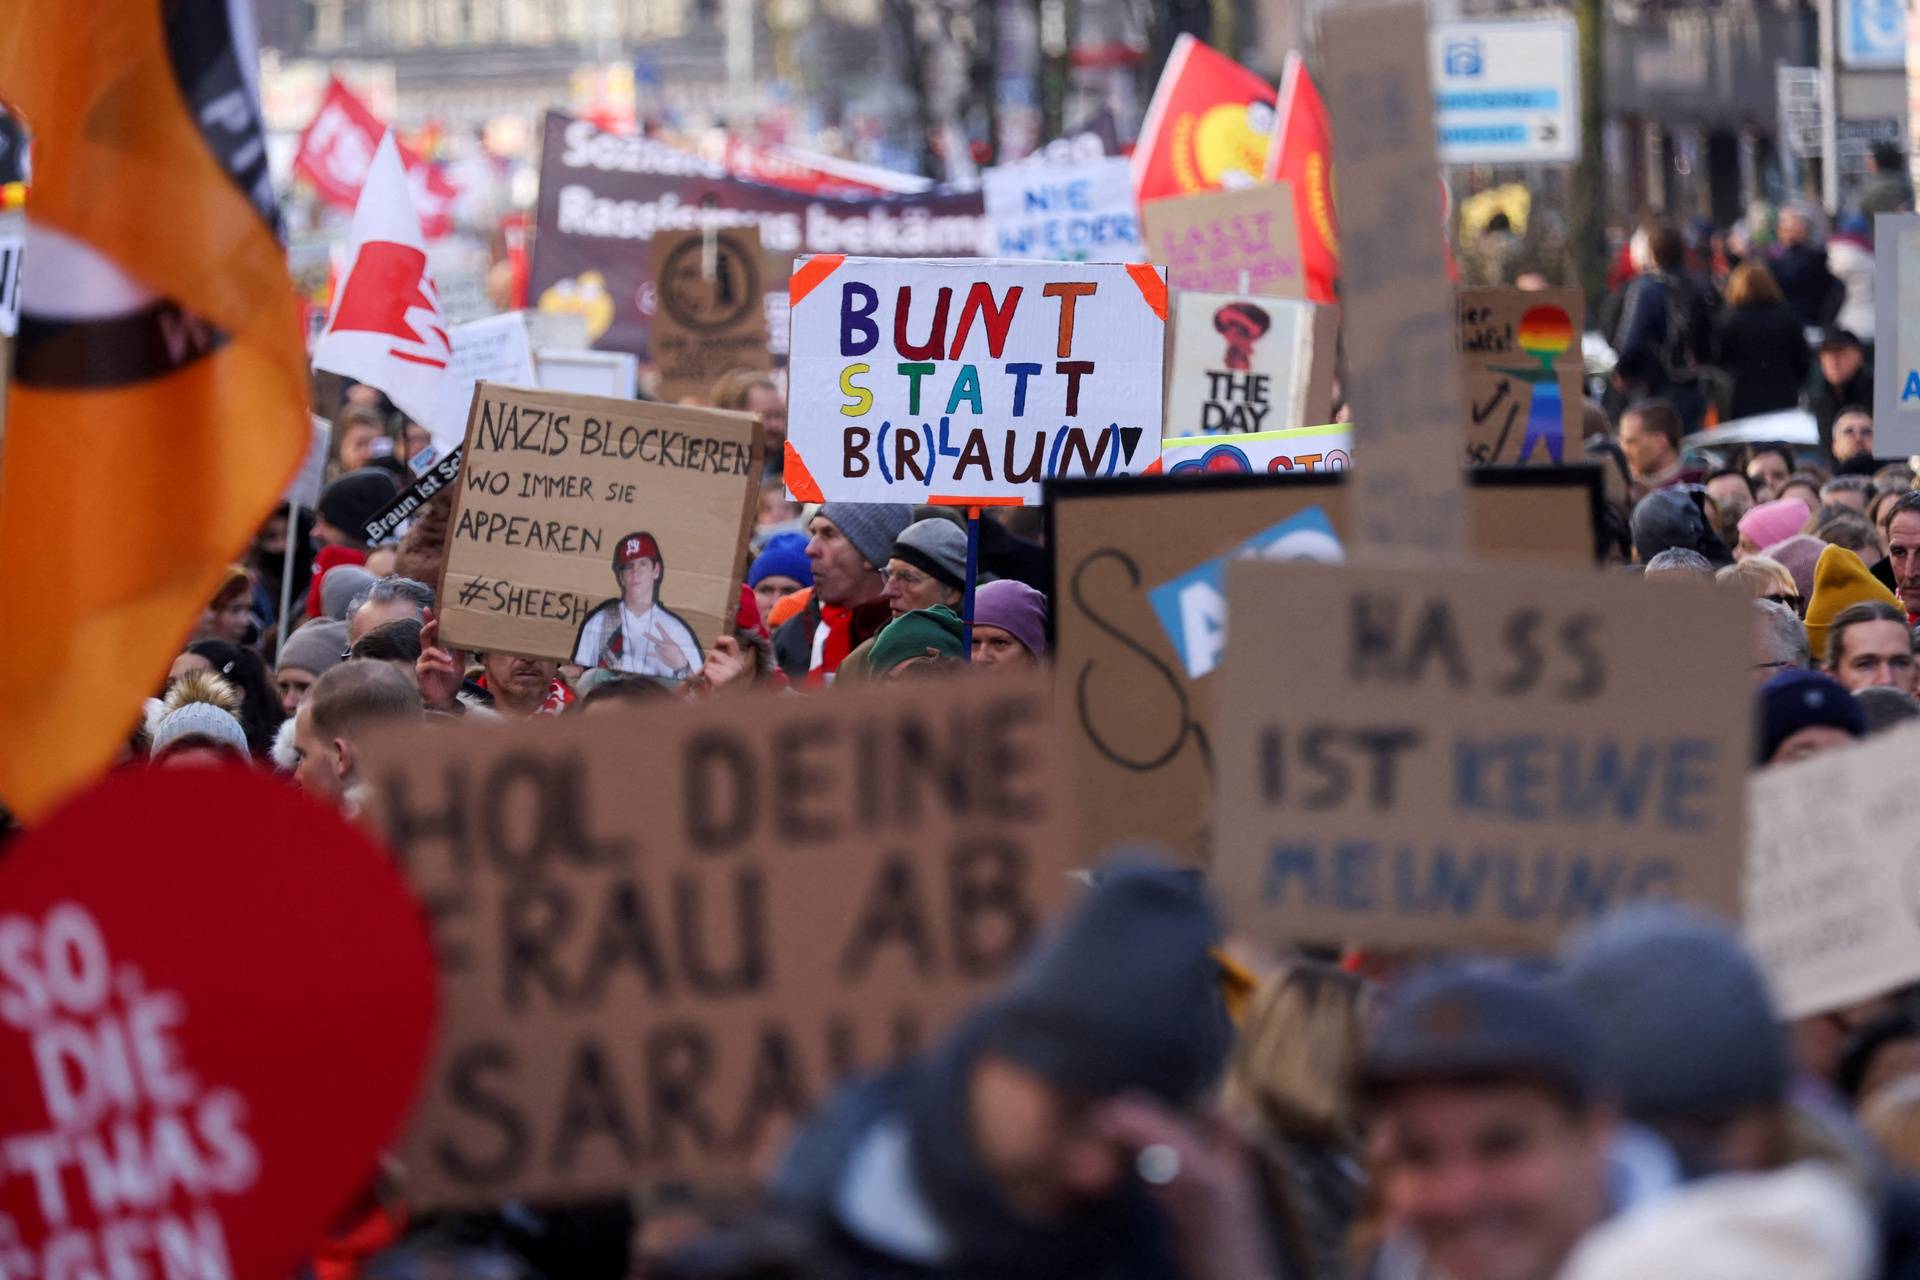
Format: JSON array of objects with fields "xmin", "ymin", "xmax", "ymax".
[
  {"xmin": 276, "ymin": 501, "xmax": 299, "ymax": 660},
  {"xmin": 963, "ymin": 506, "xmax": 980, "ymax": 661}
]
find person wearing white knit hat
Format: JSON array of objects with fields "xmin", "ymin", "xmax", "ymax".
[{"xmin": 149, "ymin": 672, "xmax": 251, "ymax": 767}]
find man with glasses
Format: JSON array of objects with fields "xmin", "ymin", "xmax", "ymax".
[
  {"xmin": 1826, "ymin": 600, "xmax": 1918, "ymax": 695},
  {"xmin": 882, "ymin": 518, "xmax": 968, "ymax": 618}
]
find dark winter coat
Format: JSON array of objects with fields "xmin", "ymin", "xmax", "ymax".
[{"xmin": 1713, "ymin": 303, "xmax": 1812, "ymax": 420}]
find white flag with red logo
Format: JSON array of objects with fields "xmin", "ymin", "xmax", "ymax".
[{"xmin": 312, "ymin": 132, "xmax": 451, "ymax": 445}]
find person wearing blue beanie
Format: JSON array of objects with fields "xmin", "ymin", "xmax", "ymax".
[
  {"xmin": 1758, "ymin": 667, "xmax": 1865, "ymax": 765},
  {"xmin": 748, "ymin": 531, "xmax": 812, "ymax": 622}
]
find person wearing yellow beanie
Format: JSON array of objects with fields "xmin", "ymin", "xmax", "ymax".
[{"xmin": 1804, "ymin": 543, "xmax": 1901, "ymax": 664}]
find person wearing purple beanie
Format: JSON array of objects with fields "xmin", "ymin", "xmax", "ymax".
[{"xmin": 972, "ymin": 578, "xmax": 1049, "ymax": 667}]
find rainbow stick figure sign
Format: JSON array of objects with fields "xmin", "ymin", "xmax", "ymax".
[{"xmin": 1457, "ymin": 287, "xmax": 1585, "ymax": 467}]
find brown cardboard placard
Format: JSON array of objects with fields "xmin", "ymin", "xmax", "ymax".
[
  {"xmin": 1209, "ymin": 559, "xmax": 1751, "ymax": 950},
  {"xmin": 649, "ymin": 227, "xmax": 773, "ymax": 403},
  {"xmin": 1139, "ymin": 184, "xmax": 1307, "ymax": 298},
  {"xmin": 1457, "ymin": 287, "xmax": 1586, "ymax": 467},
  {"xmin": 438, "ymin": 382, "xmax": 761, "ymax": 670},
  {"xmin": 1321, "ymin": 3, "xmax": 1465, "ymax": 552},
  {"xmin": 1048, "ymin": 469, "xmax": 1601, "ymax": 865},
  {"xmin": 357, "ymin": 670, "xmax": 1075, "ymax": 1209}
]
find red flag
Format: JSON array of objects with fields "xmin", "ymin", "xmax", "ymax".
[
  {"xmin": 1264, "ymin": 53, "xmax": 1339, "ymax": 304},
  {"xmin": 293, "ymin": 78, "xmax": 458, "ymax": 238},
  {"xmin": 1132, "ymin": 35, "xmax": 1276, "ymax": 204}
]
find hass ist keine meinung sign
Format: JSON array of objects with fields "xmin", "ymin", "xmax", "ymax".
[
  {"xmin": 1211, "ymin": 558, "xmax": 1751, "ymax": 949},
  {"xmin": 784, "ymin": 256, "xmax": 1166, "ymax": 504}
]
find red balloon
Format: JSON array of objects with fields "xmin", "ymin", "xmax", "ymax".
[{"xmin": 0, "ymin": 766, "xmax": 437, "ymax": 1279}]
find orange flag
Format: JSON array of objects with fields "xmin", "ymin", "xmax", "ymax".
[{"xmin": 0, "ymin": 2, "xmax": 308, "ymax": 818}]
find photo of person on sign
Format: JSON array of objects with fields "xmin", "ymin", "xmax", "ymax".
[{"xmin": 573, "ymin": 533, "xmax": 703, "ymax": 679}]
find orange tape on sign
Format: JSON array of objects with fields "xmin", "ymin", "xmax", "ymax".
[
  {"xmin": 788, "ymin": 254, "xmax": 847, "ymax": 308},
  {"xmin": 784, "ymin": 442, "xmax": 825, "ymax": 503},
  {"xmin": 1124, "ymin": 262, "xmax": 1168, "ymax": 321}
]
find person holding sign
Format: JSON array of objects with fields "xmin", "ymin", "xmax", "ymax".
[{"xmin": 572, "ymin": 532, "xmax": 705, "ymax": 681}]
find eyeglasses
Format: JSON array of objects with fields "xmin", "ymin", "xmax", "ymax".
[
  {"xmin": 1764, "ymin": 593, "xmax": 1802, "ymax": 609},
  {"xmin": 881, "ymin": 567, "xmax": 930, "ymax": 589}
]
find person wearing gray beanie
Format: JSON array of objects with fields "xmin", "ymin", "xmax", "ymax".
[
  {"xmin": 320, "ymin": 565, "xmax": 378, "ymax": 623},
  {"xmin": 817, "ymin": 502, "xmax": 914, "ymax": 574},
  {"xmin": 1560, "ymin": 902, "xmax": 1789, "ymax": 1172},
  {"xmin": 772, "ymin": 503, "xmax": 914, "ymax": 683},
  {"xmin": 275, "ymin": 619, "xmax": 349, "ymax": 716},
  {"xmin": 766, "ymin": 849, "xmax": 1257, "ymax": 1280},
  {"xmin": 883, "ymin": 518, "xmax": 967, "ymax": 617}
]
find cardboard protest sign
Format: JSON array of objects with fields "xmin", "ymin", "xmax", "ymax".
[
  {"xmin": 1210, "ymin": 559, "xmax": 1750, "ymax": 949},
  {"xmin": 1152, "ymin": 424, "xmax": 1352, "ymax": 477},
  {"xmin": 1048, "ymin": 468, "xmax": 1602, "ymax": 863},
  {"xmin": 0, "ymin": 767, "xmax": 436, "ymax": 1280},
  {"xmin": 438, "ymin": 383, "xmax": 760, "ymax": 672},
  {"xmin": 1322, "ymin": 3, "xmax": 1466, "ymax": 551},
  {"xmin": 1747, "ymin": 722, "xmax": 1920, "ymax": 1017},
  {"xmin": 981, "ymin": 155, "xmax": 1142, "ymax": 261},
  {"xmin": 784, "ymin": 256, "xmax": 1166, "ymax": 504},
  {"xmin": 1874, "ymin": 213, "xmax": 1920, "ymax": 458},
  {"xmin": 356, "ymin": 671, "xmax": 1073, "ymax": 1209},
  {"xmin": 1458, "ymin": 288, "xmax": 1585, "ymax": 466},
  {"xmin": 1163, "ymin": 291, "xmax": 1334, "ymax": 436},
  {"xmin": 1139, "ymin": 185, "xmax": 1305, "ymax": 297},
  {"xmin": 649, "ymin": 227, "xmax": 773, "ymax": 403},
  {"xmin": 530, "ymin": 112, "xmax": 985, "ymax": 359}
]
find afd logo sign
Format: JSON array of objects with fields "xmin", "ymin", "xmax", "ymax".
[
  {"xmin": 1147, "ymin": 507, "xmax": 1344, "ymax": 680},
  {"xmin": 1442, "ymin": 37, "xmax": 1485, "ymax": 78}
]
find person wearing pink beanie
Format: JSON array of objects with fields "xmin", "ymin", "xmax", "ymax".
[
  {"xmin": 971, "ymin": 579, "xmax": 1049, "ymax": 666},
  {"xmin": 1736, "ymin": 497, "xmax": 1812, "ymax": 559}
]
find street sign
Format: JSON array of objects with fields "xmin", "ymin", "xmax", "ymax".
[
  {"xmin": 1430, "ymin": 18, "xmax": 1580, "ymax": 166},
  {"xmin": 1842, "ymin": 0, "xmax": 1905, "ymax": 69}
]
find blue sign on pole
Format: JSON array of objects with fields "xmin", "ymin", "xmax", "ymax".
[
  {"xmin": 1429, "ymin": 18, "xmax": 1580, "ymax": 166},
  {"xmin": 1841, "ymin": 0, "xmax": 1905, "ymax": 69}
]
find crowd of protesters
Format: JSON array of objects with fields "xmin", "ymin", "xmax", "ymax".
[{"xmin": 106, "ymin": 152, "xmax": 1920, "ymax": 1279}]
